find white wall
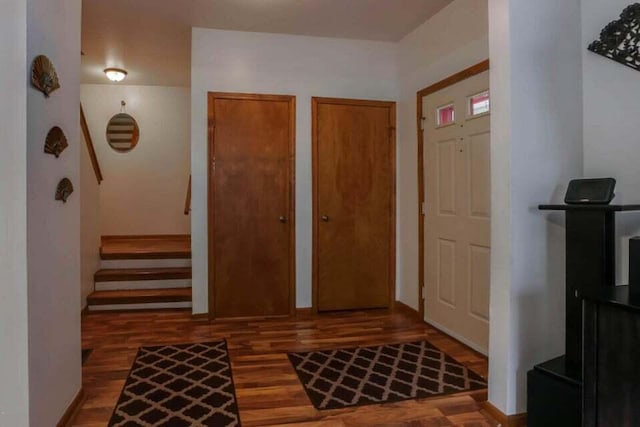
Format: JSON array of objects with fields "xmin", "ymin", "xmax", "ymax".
[
  {"xmin": 396, "ymin": 0, "xmax": 489, "ymax": 310},
  {"xmin": 0, "ymin": 1, "xmax": 29, "ymax": 425},
  {"xmin": 191, "ymin": 29, "xmax": 398, "ymax": 313},
  {"xmin": 81, "ymin": 85, "xmax": 191, "ymax": 236},
  {"xmin": 80, "ymin": 129, "xmax": 101, "ymax": 309},
  {"xmin": 582, "ymin": 0, "xmax": 640, "ymax": 284},
  {"xmin": 27, "ymin": 0, "xmax": 83, "ymax": 424},
  {"xmin": 488, "ymin": 0, "xmax": 583, "ymax": 415}
]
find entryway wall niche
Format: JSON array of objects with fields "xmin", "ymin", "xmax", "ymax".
[
  {"xmin": 191, "ymin": 28, "xmax": 398, "ymax": 313},
  {"xmin": 81, "ymin": 84, "xmax": 191, "ymax": 236}
]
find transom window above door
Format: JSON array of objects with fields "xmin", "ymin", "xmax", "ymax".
[
  {"xmin": 469, "ymin": 90, "xmax": 490, "ymax": 117},
  {"xmin": 436, "ymin": 103, "xmax": 455, "ymax": 127}
]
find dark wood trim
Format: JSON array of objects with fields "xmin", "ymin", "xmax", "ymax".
[
  {"xmin": 100, "ymin": 250, "xmax": 191, "ymax": 260},
  {"xmin": 289, "ymin": 97, "xmax": 297, "ymax": 318},
  {"xmin": 417, "ymin": 60, "xmax": 490, "ymax": 320},
  {"xmin": 184, "ymin": 175, "xmax": 191, "ymax": 215},
  {"xmin": 312, "ymin": 97, "xmax": 398, "ymax": 108},
  {"xmin": 296, "ymin": 307, "xmax": 314, "ymax": 317},
  {"xmin": 56, "ymin": 387, "xmax": 85, "ymax": 427},
  {"xmin": 101, "ymin": 234, "xmax": 191, "ymax": 241},
  {"xmin": 206, "ymin": 92, "xmax": 296, "ymax": 102},
  {"xmin": 311, "ymin": 97, "xmax": 397, "ymax": 313},
  {"xmin": 87, "ymin": 288, "xmax": 192, "ymax": 305},
  {"xmin": 417, "ymin": 60, "xmax": 490, "ymax": 99},
  {"xmin": 207, "ymin": 92, "xmax": 297, "ymax": 320},
  {"xmin": 481, "ymin": 401, "xmax": 527, "ymax": 427},
  {"xmin": 85, "ymin": 307, "xmax": 193, "ymax": 315},
  {"xmin": 80, "ymin": 104, "xmax": 103, "ymax": 184},
  {"xmin": 393, "ymin": 300, "xmax": 421, "ymax": 321},
  {"xmin": 390, "ymin": 103, "xmax": 397, "ymax": 309},
  {"xmin": 312, "ymin": 97, "xmax": 319, "ymax": 313},
  {"xmin": 94, "ymin": 267, "xmax": 191, "ymax": 282},
  {"xmin": 191, "ymin": 313, "xmax": 209, "ymax": 321},
  {"xmin": 100, "ymin": 235, "xmax": 191, "ymax": 260},
  {"xmin": 207, "ymin": 93, "xmax": 216, "ymax": 319}
]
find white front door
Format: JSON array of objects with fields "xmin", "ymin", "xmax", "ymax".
[{"xmin": 423, "ymin": 71, "xmax": 491, "ymax": 354}]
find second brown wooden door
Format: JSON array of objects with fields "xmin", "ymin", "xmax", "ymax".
[
  {"xmin": 313, "ymin": 97, "xmax": 396, "ymax": 312},
  {"xmin": 208, "ymin": 93, "xmax": 295, "ymax": 318}
]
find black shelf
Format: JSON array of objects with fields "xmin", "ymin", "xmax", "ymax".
[
  {"xmin": 583, "ymin": 284, "xmax": 640, "ymax": 313},
  {"xmin": 528, "ymin": 203, "xmax": 640, "ymax": 426},
  {"xmin": 539, "ymin": 204, "xmax": 640, "ymax": 212},
  {"xmin": 534, "ymin": 356, "xmax": 582, "ymax": 385},
  {"xmin": 582, "ymin": 284, "xmax": 640, "ymax": 425}
]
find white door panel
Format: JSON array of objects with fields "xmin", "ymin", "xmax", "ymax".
[{"xmin": 423, "ymin": 71, "xmax": 491, "ymax": 354}]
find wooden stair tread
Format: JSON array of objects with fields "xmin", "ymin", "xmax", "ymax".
[
  {"xmin": 87, "ymin": 288, "xmax": 192, "ymax": 305},
  {"xmin": 100, "ymin": 235, "xmax": 191, "ymax": 260},
  {"xmin": 94, "ymin": 267, "xmax": 192, "ymax": 282}
]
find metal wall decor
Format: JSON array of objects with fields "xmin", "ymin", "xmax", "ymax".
[
  {"xmin": 31, "ymin": 55, "xmax": 61, "ymax": 97},
  {"xmin": 55, "ymin": 178, "xmax": 74, "ymax": 203},
  {"xmin": 588, "ymin": 3, "xmax": 640, "ymax": 72},
  {"xmin": 44, "ymin": 126, "xmax": 68, "ymax": 158}
]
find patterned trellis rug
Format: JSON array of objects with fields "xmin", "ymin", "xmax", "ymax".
[
  {"xmin": 288, "ymin": 340, "xmax": 487, "ymax": 410},
  {"xmin": 108, "ymin": 341, "xmax": 240, "ymax": 427}
]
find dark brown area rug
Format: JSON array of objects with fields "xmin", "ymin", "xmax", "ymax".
[
  {"xmin": 288, "ymin": 340, "xmax": 487, "ymax": 410},
  {"xmin": 108, "ymin": 341, "xmax": 240, "ymax": 427}
]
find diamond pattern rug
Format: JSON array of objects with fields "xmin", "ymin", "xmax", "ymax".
[
  {"xmin": 288, "ymin": 340, "xmax": 487, "ymax": 410},
  {"xmin": 108, "ymin": 341, "xmax": 240, "ymax": 426}
]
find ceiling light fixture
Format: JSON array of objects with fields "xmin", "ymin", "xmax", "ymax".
[{"xmin": 104, "ymin": 67, "xmax": 128, "ymax": 82}]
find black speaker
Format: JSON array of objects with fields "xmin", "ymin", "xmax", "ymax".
[
  {"xmin": 630, "ymin": 237, "xmax": 640, "ymax": 291},
  {"xmin": 564, "ymin": 178, "xmax": 616, "ymax": 205}
]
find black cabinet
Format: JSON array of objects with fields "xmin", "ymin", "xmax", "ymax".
[
  {"xmin": 528, "ymin": 357, "xmax": 581, "ymax": 427},
  {"xmin": 584, "ymin": 286, "xmax": 640, "ymax": 427},
  {"xmin": 528, "ymin": 205, "xmax": 640, "ymax": 427}
]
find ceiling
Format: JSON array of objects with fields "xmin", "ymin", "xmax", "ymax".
[{"xmin": 81, "ymin": 0, "xmax": 452, "ymax": 87}]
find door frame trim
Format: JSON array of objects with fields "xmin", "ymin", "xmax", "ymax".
[
  {"xmin": 311, "ymin": 96, "xmax": 397, "ymax": 313},
  {"xmin": 207, "ymin": 92, "xmax": 297, "ymax": 319},
  {"xmin": 417, "ymin": 60, "xmax": 490, "ymax": 320}
]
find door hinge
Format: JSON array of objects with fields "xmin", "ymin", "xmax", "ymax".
[
  {"xmin": 420, "ymin": 117, "xmax": 427, "ymax": 130},
  {"xmin": 421, "ymin": 202, "xmax": 426, "ymax": 215},
  {"xmin": 421, "ymin": 286, "xmax": 426, "ymax": 299}
]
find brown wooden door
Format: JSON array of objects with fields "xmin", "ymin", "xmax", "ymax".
[
  {"xmin": 313, "ymin": 97, "xmax": 396, "ymax": 312},
  {"xmin": 208, "ymin": 93, "xmax": 295, "ymax": 318}
]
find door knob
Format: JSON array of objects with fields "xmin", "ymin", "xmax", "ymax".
[
  {"xmin": 279, "ymin": 216, "xmax": 288, "ymax": 223},
  {"xmin": 321, "ymin": 215, "xmax": 329, "ymax": 222}
]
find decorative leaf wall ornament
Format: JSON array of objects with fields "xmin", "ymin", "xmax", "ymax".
[
  {"xmin": 31, "ymin": 55, "xmax": 61, "ymax": 97},
  {"xmin": 44, "ymin": 126, "xmax": 68, "ymax": 158},
  {"xmin": 55, "ymin": 178, "xmax": 74, "ymax": 203},
  {"xmin": 588, "ymin": 3, "xmax": 640, "ymax": 72}
]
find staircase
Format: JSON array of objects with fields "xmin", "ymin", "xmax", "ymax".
[{"xmin": 87, "ymin": 235, "xmax": 192, "ymax": 311}]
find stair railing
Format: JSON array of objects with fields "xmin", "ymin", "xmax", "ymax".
[
  {"xmin": 184, "ymin": 175, "xmax": 191, "ymax": 215},
  {"xmin": 80, "ymin": 104, "xmax": 103, "ymax": 184}
]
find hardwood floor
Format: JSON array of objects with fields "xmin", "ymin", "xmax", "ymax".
[{"xmin": 74, "ymin": 308, "xmax": 497, "ymax": 426}]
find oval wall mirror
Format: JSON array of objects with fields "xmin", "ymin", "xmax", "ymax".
[{"xmin": 106, "ymin": 113, "xmax": 140, "ymax": 152}]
